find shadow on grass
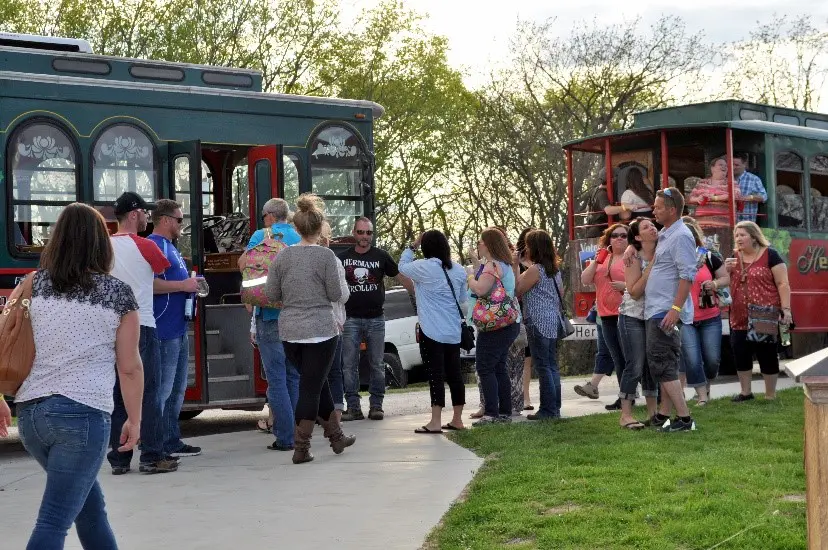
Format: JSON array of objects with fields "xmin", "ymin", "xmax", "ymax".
[{"xmin": 428, "ymin": 388, "xmax": 806, "ymax": 550}]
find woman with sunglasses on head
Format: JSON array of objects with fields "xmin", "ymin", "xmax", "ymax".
[
  {"xmin": 467, "ymin": 227, "xmax": 521, "ymax": 425},
  {"xmin": 574, "ymin": 224, "xmax": 629, "ymax": 409},
  {"xmin": 678, "ymin": 217, "xmax": 730, "ymax": 405}
]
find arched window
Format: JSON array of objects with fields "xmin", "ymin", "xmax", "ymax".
[
  {"xmin": 310, "ymin": 125, "xmax": 367, "ymax": 237},
  {"xmin": 92, "ymin": 124, "xmax": 157, "ymax": 204},
  {"xmin": 8, "ymin": 120, "xmax": 79, "ymax": 253},
  {"xmin": 776, "ymin": 151, "xmax": 804, "ymax": 228},
  {"xmin": 810, "ymin": 155, "xmax": 828, "ymax": 232}
]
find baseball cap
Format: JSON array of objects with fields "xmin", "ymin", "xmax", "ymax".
[{"xmin": 113, "ymin": 191, "xmax": 154, "ymax": 216}]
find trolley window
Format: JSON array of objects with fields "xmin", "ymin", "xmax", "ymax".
[
  {"xmin": 809, "ymin": 155, "xmax": 828, "ymax": 232},
  {"xmin": 92, "ymin": 124, "xmax": 157, "ymax": 204},
  {"xmin": 776, "ymin": 151, "xmax": 804, "ymax": 229},
  {"xmin": 7, "ymin": 121, "xmax": 79, "ymax": 254},
  {"xmin": 310, "ymin": 125, "xmax": 366, "ymax": 237}
]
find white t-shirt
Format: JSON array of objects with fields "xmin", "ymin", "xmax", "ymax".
[
  {"xmin": 621, "ymin": 189, "xmax": 652, "ymax": 212},
  {"xmin": 110, "ymin": 233, "xmax": 170, "ymax": 327},
  {"xmin": 16, "ymin": 271, "xmax": 138, "ymax": 413}
]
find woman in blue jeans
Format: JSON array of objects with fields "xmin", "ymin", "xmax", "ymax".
[
  {"xmin": 679, "ymin": 218, "xmax": 729, "ymax": 405},
  {"xmin": 15, "ymin": 203, "xmax": 144, "ymax": 549},
  {"xmin": 468, "ymin": 227, "xmax": 520, "ymax": 426},
  {"xmin": 516, "ymin": 229, "xmax": 565, "ymax": 419}
]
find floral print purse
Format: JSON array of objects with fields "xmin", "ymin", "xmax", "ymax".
[{"xmin": 471, "ymin": 269, "xmax": 519, "ymax": 332}]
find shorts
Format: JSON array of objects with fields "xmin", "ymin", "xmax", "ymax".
[{"xmin": 645, "ymin": 318, "xmax": 681, "ymax": 383}]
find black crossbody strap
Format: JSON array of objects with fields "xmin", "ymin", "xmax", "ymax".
[
  {"xmin": 549, "ymin": 269, "xmax": 567, "ymax": 313},
  {"xmin": 441, "ymin": 266, "xmax": 465, "ymax": 320}
]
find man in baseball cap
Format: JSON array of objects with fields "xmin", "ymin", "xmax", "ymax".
[{"xmin": 114, "ymin": 191, "xmax": 155, "ymax": 216}]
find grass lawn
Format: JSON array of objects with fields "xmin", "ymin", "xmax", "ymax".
[{"xmin": 429, "ymin": 388, "xmax": 806, "ymax": 550}]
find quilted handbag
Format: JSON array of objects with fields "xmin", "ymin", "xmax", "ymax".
[
  {"xmin": 0, "ymin": 273, "xmax": 36, "ymax": 396},
  {"xmin": 472, "ymin": 274, "xmax": 519, "ymax": 332},
  {"xmin": 240, "ymin": 228, "xmax": 287, "ymax": 308}
]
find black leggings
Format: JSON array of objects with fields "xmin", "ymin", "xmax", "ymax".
[
  {"xmin": 283, "ymin": 337, "xmax": 339, "ymax": 422},
  {"xmin": 730, "ymin": 330, "xmax": 780, "ymax": 375},
  {"xmin": 420, "ymin": 331, "xmax": 465, "ymax": 408}
]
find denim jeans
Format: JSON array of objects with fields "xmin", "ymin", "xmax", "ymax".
[
  {"xmin": 257, "ymin": 318, "xmax": 300, "ymax": 447},
  {"xmin": 326, "ymin": 336, "xmax": 345, "ymax": 410},
  {"xmin": 475, "ymin": 322, "xmax": 520, "ymax": 417},
  {"xmin": 108, "ymin": 325, "xmax": 164, "ymax": 466},
  {"xmin": 680, "ymin": 315, "xmax": 722, "ymax": 387},
  {"xmin": 617, "ymin": 315, "xmax": 658, "ymax": 400},
  {"xmin": 527, "ymin": 325, "xmax": 561, "ymax": 418},
  {"xmin": 342, "ymin": 316, "xmax": 386, "ymax": 411},
  {"xmin": 18, "ymin": 395, "xmax": 118, "ymax": 549},
  {"xmin": 598, "ymin": 316, "xmax": 626, "ymax": 384},
  {"xmin": 158, "ymin": 335, "xmax": 189, "ymax": 455},
  {"xmin": 592, "ymin": 323, "xmax": 615, "ymax": 376}
]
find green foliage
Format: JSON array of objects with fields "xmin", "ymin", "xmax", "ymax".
[{"xmin": 430, "ymin": 389, "xmax": 807, "ymax": 549}]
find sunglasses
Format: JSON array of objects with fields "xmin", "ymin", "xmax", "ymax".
[
  {"xmin": 163, "ymin": 215, "xmax": 184, "ymax": 224},
  {"xmin": 355, "ymin": 230, "xmax": 373, "ymax": 236},
  {"xmin": 610, "ymin": 232, "xmax": 628, "ymax": 239}
]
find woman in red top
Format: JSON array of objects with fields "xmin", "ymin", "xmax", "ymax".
[
  {"xmin": 688, "ymin": 157, "xmax": 741, "ymax": 227},
  {"xmin": 574, "ymin": 223, "xmax": 628, "ymax": 408},
  {"xmin": 679, "ymin": 218, "xmax": 730, "ymax": 405},
  {"xmin": 726, "ymin": 221, "xmax": 792, "ymax": 402}
]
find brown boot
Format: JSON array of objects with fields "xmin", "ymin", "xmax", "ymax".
[
  {"xmin": 317, "ymin": 412, "xmax": 356, "ymax": 454},
  {"xmin": 292, "ymin": 420, "xmax": 315, "ymax": 464}
]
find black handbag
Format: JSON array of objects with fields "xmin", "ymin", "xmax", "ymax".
[
  {"xmin": 441, "ymin": 267, "xmax": 476, "ymax": 351},
  {"xmin": 551, "ymin": 273, "xmax": 576, "ymax": 338}
]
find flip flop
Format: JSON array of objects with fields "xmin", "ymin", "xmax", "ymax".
[
  {"xmin": 621, "ymin": 421, "xmax": 646, "ymax": 431},
  {"xmin": 414, "ymin": 426, "xmax": 444, "ymax": 434},
  {"xmin": 257, "ymin": 419, "xmax": 272, "ymax": 433},
  {"xmin": 469, "ymin": 411, "xmax": 484, "ymax": 419},
  {"xmin": 696, "ymin": 400, "xmax": 708, "ymax": 407},
  {"xmin": 523, "ymin": 405, "xmax": 535, "ymax": 411},
  {"xmin": 441, "ymin": 423, "xmax": 464, "ymax": 431}
]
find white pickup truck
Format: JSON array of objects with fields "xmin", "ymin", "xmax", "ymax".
[{"xmin": 374, "ymin": 288, "xmax": 423, "ymax": 388}]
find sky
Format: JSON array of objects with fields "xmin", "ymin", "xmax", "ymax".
[{"xmin": 346, "ymin": 0, "xmax": 828, "ymax": 104}]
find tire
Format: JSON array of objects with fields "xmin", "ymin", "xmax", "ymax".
[
  {"xmin": 178, "ymin": 410, "xmax": 203, "ymax": 421},
  {"xmin": 384, "ymin": 353, "xmax": 407, "ymax": 389}
]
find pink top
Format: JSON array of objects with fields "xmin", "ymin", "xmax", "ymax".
[
  {"xmin": 594, "ymin": 253, "xmax": 625, "ymax": 317},
  {"xmin": 691, "ymin": 264, "xmax": 720, "ymax": 322},
  {"xmin": 690, "ymin": 178, "xmax": 741, "ymax": 223}
]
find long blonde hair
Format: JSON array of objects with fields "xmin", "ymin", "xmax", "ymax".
[
  {"xmin": 681, "ymin": 216, "xmax": 704, "ymax": 247},
  {"xmin": 734, "ymin": 220, "xmax": 770, "ymax": 248}
]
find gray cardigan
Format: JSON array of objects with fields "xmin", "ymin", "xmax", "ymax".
[{"xmin": 265, "ymin": 245, "xmax": 343, "ymax": 342}]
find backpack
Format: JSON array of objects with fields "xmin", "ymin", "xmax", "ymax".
[
  {"xmin": 240, "ymin": 228, "xmax": 287, "ymax": 308},
  {"xmin": 0, "ymin": 273, "xmax": 36, "ymax": 396}
]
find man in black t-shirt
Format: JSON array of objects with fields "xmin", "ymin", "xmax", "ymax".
[{"xmin": 338, "ymin": 218, "xmax": 411, "ymax": 421}]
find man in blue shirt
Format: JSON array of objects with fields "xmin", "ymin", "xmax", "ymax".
[
  {"xmin": 149, "ymin": 199, "xmax": 202, "ymax": 458},
  {"xmin": 240, "ymin": 198, "xmax": 301, "ymax": 451},
  {"xmin": 644, "ymin": 188, "xmax": 698, "ymax": 432},
  {"xmin": 733, "ymin": 153, "xmax": 767, "ymax": 222}
]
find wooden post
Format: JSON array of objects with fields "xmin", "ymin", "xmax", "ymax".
[{"xmin": 785, "ymin": 348, "xmax": 828, "ymax": 549}]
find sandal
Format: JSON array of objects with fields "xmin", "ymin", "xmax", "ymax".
[
  {"xmin": 414, "ymin": 426, "xmax": 443, "ymax": 434},
  {"xmin": 257, "ymin": 419, "xmax": 273, "ymax": 433},
  {"xmin": 469, "ymin": 410, "xmax": 484, "ymax": 419},
  {"xmin": 696, "ymin": 400, "xmax": 708, "ymax": 407},
  {"xmin": 621, "ymin": 421, "xmax": 646, "ymax": 430},
  {"xmin": 441, "ymin": 423, "xmax": 464, "ymax": 431}
]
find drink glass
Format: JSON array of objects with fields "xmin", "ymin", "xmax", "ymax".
[{"xmin": 195, "ymin": 276, "xmax": 210, "ymax": 298}]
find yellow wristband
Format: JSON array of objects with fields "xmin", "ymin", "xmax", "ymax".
[{"xmin": 671, "ymin": 305, "xmax": 682, "ymax": 313}]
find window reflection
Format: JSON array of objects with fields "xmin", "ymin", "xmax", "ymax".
[
  {"xmin": 776, "ymin": 151, "xmax": 804, "ymax": 229},
  {"xmin": 92, "ymin": 124, "xmax": 156, "ymax": 203},
  {"xmin": 310, "ymin": 126, "xmax": 366, "ymax": 236},
  {"xmin": 810, "ymin": 155, "xmax": 828, "ymax": 232},
  {"xmin": 9, "ymin": 121, "xmax": 79, "ymax": 253}
]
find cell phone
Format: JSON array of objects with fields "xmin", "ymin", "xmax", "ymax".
[{"xmin": 596, "ymin": 248, "xmax": 609, "ymax": 264}]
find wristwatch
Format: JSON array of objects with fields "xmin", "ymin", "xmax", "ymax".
[{"xmin": 408, "ymin": 243, "xmax": 417, "ymax": 251}]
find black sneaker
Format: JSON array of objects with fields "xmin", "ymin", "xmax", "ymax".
[
  {"xmin": 111, "ymin": 466, "xmax": 130, "ymax": 475},
  {"xmin": 732, "ymin": 393, "xmax": 755, "ymax": 403},
  {"xmin": 646, "ymin": 414, "xmax": 670, "ymax": 429},
  {"xmin": 662, "ymin": 417, "xmax": 696, "ymax": 432},
  {"xmin": 169, "ymin": 444, "xmax": 202, "ymax": 458},
  {"xmin": 139, "ymin": 458, "xmax": 179, "ymax": 474},
  {"xmin": 368, "ymin": 407, "xmax": 384, "ymax": 420},
  {"xmin": 341, "ymin": 408, "xmax": 364, "ymax": 421},
  {"xmin": 494, "ymin": 415, "xmax": 512, "ymax": 424},
  {"xmin": 605, "ymin": 399, "xmax": 622, "ymax": 411}
]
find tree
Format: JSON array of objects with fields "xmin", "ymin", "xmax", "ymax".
[
  {"xmin": 722, "ymin": 15, "xmax": 828, "ymax": 111},
  {"xmin": 450, "ymin": 16, "xmax": 715, "ymax": 257}
]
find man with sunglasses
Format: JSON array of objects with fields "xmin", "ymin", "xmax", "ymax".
[
  {"xmin": 108, "ymin": 191, "xmax": 178, "ymax": 474},
  {"xmin": 645, "ymin": 187, "xmax": 698, "ymax": 432},
  {"xmin": 338, "ymin": 218, "xmax": 411, "ymax": 421},
  {"xmin": 149, "ymin": 199, "xmax": 203, "ymax": 460}
]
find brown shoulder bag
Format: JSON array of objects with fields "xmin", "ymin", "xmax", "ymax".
[{"xmin": 0, "ymin": 273, "xmax": 36, "ymax": 396}]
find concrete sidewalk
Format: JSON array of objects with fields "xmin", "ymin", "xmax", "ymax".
[{"xmin": 0, "ymin": 370, "xmax": 799, "ymax": 549}]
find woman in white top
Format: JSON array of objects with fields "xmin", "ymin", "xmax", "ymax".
[
  {"xmin": 606, "ymin": 169, "xmax": 655, "ymax": 221},
  {"xmin": 15, "ymin": 203, "xmax": 143, "ymax": 549}
]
